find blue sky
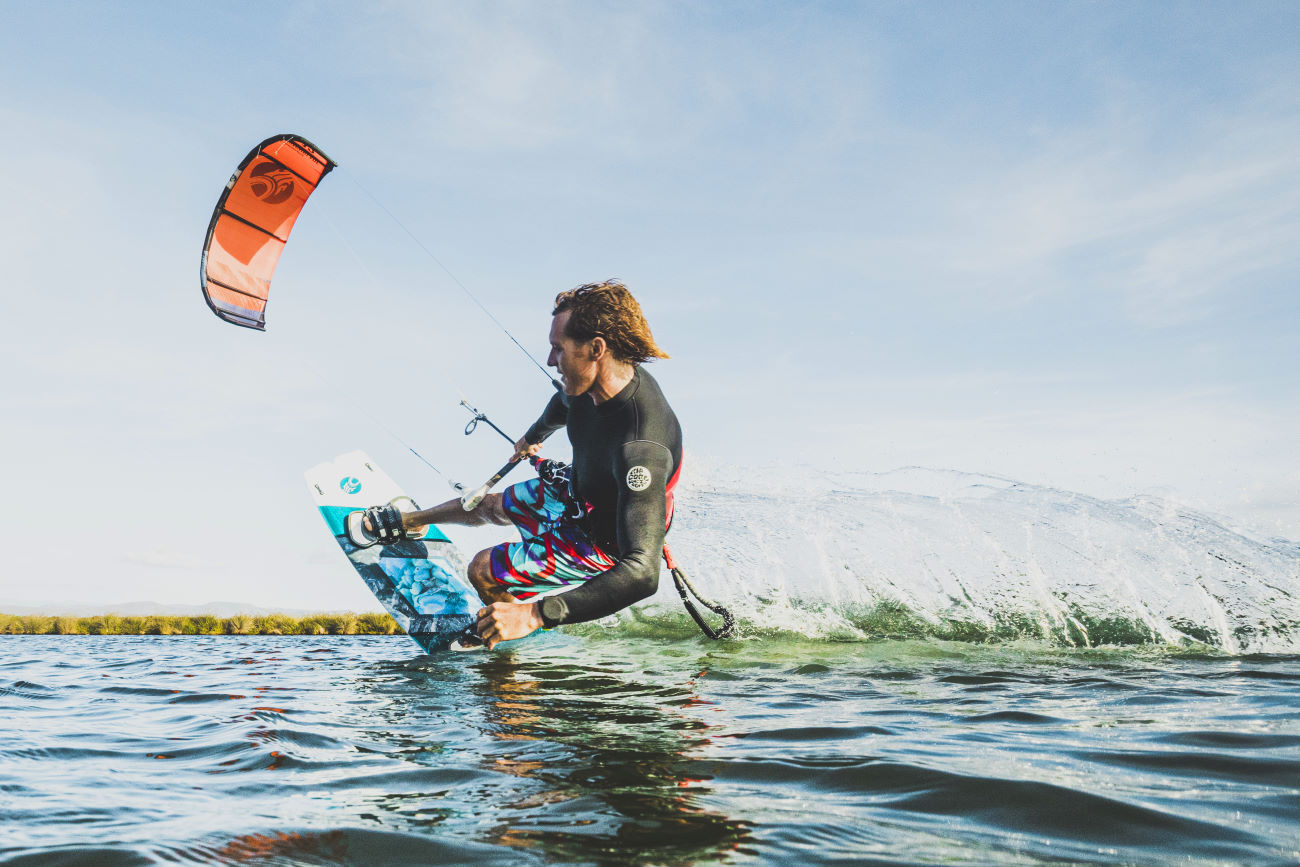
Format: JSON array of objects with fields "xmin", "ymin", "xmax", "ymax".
[{"xmin": 2, "ymin": 1, "xmax": 1297, "ymax": 610}]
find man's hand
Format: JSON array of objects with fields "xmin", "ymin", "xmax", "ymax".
[
  {"xmin": 476, "ymin": 601, "xmax": 545, "ymax": 650},
  {"xmin": 514, "ymin": 437, "xmax": 543, "ymax": 463}
]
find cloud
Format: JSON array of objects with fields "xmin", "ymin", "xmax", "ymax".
[
  {"xmin": 891, "ymin": 96, "xmax": 1300, "ymax": 324},
  {"xmin": 700, "ymin": 53, "xmax": 1300, "ymax": 332},
  {"xmin": 1124, "ymin": 177, "xmax": 1300, "ymax": 325},
  {"xmin": 372, "ymin": 1, "xmax": 881, "ymax": 164}
]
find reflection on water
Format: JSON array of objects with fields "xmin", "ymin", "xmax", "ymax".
[
  {"xmin": 343, "ymin": 641, "xmax": 754, "ymax": 864},
  {"xmin": 468, "ymin": 652, "xmax": 753, "ymax": 863}
]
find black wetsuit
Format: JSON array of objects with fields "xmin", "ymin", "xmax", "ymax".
[{"xmin": 523, "ymin": 366, "xmax": 682, "ymax": 627}]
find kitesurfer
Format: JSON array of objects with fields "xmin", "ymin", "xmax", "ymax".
[{"xmin": 370, "ymin": 281, "xmax": 681, "ymax": 649}]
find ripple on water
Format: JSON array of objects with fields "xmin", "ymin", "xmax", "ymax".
[
  {"xmin": 739, "ymin": 725, "xmax": 895, "ymax": 742},
  {"xmin": 1, "ymin": 681, "xmax": 56, "ymax": 700},
  {"xmin": 964, "ymin": 710, "xmax": 1065, "ymax": 724},
  {"xmin": 893, "ymin": 770, "xmax": 1265, "ymax": 857},
  {"xmin": 1156, "ymin": 730, "xmax": 1300, "ymax": 750},
  {"xmin": 7, "ymin": 828, "xmax": 541, "ymax": 867},
  {"xmin": 1074, "ymin": 747, "xmax": 1300, "ymax": 787}
]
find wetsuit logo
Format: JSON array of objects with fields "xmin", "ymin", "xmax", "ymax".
[{"xmin": 626, "ymin": 466, "xmax": 652, "ymax": 492}]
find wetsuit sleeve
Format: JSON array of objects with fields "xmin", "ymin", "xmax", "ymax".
[
  {"xmin": 539, "ymin": 441, "xmax": 670, "ymax": 626},
  {"xmin": 523, "ymin": 390, "xmax": 569, "ymax": 444}
]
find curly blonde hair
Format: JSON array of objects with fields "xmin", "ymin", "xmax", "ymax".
[{"xmin": 553, "ymin": 280, "xmax": 669, "ymax": 364}]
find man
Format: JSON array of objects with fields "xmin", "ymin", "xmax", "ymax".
[{"xmin": 377, "ymin": 280, "xmax": 682, "ymax": 649}]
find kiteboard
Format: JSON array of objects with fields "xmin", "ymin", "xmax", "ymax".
[{"xmin": 305, "ymin": 450, "xmax": 478, "ymax": 653}]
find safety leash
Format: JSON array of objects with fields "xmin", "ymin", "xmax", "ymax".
[{"xmin": 663, "ymin": 544, "xmax": 735, "ymax": 640}]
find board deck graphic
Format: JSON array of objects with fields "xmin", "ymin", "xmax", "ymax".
[{"xmin": 305, "ymin": 451, "xmax": 478, "ymax": 653}]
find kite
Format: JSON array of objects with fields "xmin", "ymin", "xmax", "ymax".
[{"xmin": 200, "ymin": 134, "xmax": 336, "ymax": 330}]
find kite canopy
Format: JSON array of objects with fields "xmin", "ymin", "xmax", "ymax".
[{"xmin": 200, "ymin": 134, "xmax": 336, "ymax": 331}]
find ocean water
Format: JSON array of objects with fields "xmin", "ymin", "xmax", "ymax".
[
  {"xmin": 2, "ymin": 634, "xmax": 1299, "ymax": 865},
  {"xmin": 4, "ymin": 468, "xmax": 1299, "ymax": 865}
]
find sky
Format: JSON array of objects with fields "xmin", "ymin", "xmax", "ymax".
[{"xmin": 1, "ymin": 1, "xmax": 1297, "ymax": 612}]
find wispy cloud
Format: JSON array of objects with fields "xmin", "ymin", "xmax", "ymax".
[
  {"xmin": 376, "ymin": 2, "xmax": 881, "ymax": 163},
  {"xmin": 865, "ymin": 94, "xmax": 1300, "ymax": 325}
]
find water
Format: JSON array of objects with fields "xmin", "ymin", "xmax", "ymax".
[
  {"xmin": 3, "ymin": 634, "xmax": 1299, "ymax": 865},
  {"xmin": 4, "ymin": 469, "xmax": 1298, "ymax": 864}
]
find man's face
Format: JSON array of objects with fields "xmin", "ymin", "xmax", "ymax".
[{"xmin": 548, "ymin": 311, "xmax": 598, "ymax": 396}]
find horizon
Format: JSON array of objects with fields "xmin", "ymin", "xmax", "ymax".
[{"xmin": 0, "ymin": 600, "xmax": 368, "ymax": 618}]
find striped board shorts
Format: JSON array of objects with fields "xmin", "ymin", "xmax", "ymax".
[{"xmin": 488, "ymin": 478, "xmax": 617, "ymax": 600}]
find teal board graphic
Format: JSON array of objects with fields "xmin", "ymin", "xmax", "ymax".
[{"xmin": 305, "ymin": 451, "xmax": 478, "ymax": 653}]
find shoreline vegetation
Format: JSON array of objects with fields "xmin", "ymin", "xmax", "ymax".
[{"xmin": 0, "ymin": 613, "xmax": 400, "ymax": 636}]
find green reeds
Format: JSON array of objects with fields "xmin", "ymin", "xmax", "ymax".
[{"xmin": 0, "ymin": 612, "xmax": 401, "ymax": 636}]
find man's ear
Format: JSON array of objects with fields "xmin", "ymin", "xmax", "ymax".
[{"xmin": 589, "ymin": 336, "xmax": 607, "ymax": 360}]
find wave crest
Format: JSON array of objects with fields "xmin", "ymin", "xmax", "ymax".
[{"xmin": 634, "ymin": 467, "xmax": 1300, "ymax": 653}]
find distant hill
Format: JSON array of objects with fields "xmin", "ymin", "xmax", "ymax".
[{"xmin": 0, "ymin": 600, "xmax": 354, "ymax": 617}]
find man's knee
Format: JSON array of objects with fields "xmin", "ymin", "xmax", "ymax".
[
  {"xmin": 468, "ymin": 548, "xmax": 512, "ymax": 604},
  {"xmin": 468, "ymin": 548, "xmax": 493, "ymax": 586}
]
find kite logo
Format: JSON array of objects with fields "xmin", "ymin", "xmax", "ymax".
[
  {"xmin": 340, "ymin": 476, "xmax": 362, "ymax": 495},
  {"xmin": 248, "ymin": 162, "xmax": 296, "ymax": 204},
  {"xmin": 626, "ymin": 466, "xmax": 652, "ymax": 492}
]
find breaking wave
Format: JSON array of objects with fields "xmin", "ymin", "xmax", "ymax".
[{"xmin": 624, "ymin": 466, "xmax": 1300, "ymax": 654}]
